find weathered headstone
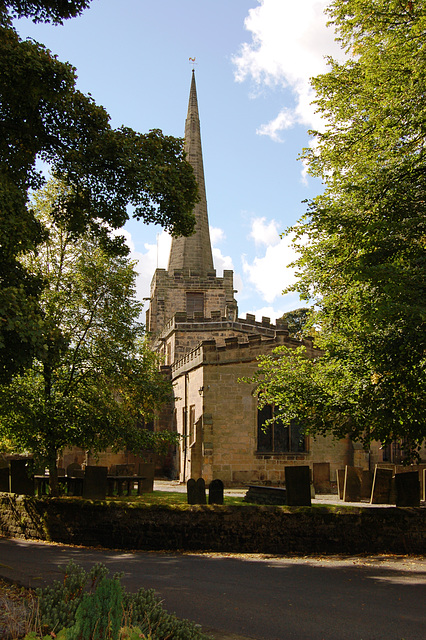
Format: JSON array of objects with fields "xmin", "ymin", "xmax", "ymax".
[
  {"xmin": 285, "ymin": 466, "xmax": 311, "ymax": 506},
  {"xmin": 244, "ymin": 485, "xmax": 286, "ymax": 505},
  {"xmin": 336, "ymin": 469, "xmax": 345, "ymax": 499},
  {"xmin": 313, "ymin": 462, "xmax": 331, "ymax": 494},
  {"xmin": 395, "ymin": 472, "xmax": 420, "ymax": 507},
  {"xmin": 208, "ymin": 479, "xmax": 224, "ymax": 505},
  {"xmin": 0, "ymin": 467, "xmax": 9, "ymax": 492},
  {"xmin": 360, "ymin": 470, "xmax": 373, "ymax": 501},
  {"xmin": 138, "ymin": 462, "xmax": 155, "ymax": 493},
  {"xmin": 82, "ymin": 466, "xmax": 108, "ymax": 500},
  {"xmin": 370, "ymin": 467, "xmax": 393, "ymax": 504},
  {"xmin": 66, "ymin": 462, "xmax": 81, "ymax": 475},
  {"xmin": 343, "ymin": 466, "xmax": 362, "ymax": 502},
  {"xmin": 187, "ymin": 478, "xmax": 197, "ymax": 504},
  {"xmin": 115, "ymin": 463, "xmax": 135, "ymax": 476},
  {"xmin": 9, "ymin": 459, "xmax": 34, "ymax": 495},
  {"xmin": 196, "ymin": 477, "xmax": 207, "ymax": 505}
]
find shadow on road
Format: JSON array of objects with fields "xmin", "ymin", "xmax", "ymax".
[{"xmin": 1, "ymin": 537, "xmax": 425, "ymax": 640}]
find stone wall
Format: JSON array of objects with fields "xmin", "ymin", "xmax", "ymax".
[{"xmin": 0, "ymin": 494, "xmax": 424, "ymax": 555}]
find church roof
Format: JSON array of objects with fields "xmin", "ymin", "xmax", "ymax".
[{"xmin": 167, "ymin": 70, "xmax": 214, "ymax": 274}]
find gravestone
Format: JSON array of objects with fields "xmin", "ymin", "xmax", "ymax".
[
  {"xmin": 0, "ymin": 467, "xmax": 9, "ymax": 492},
  {"xmin": 313, "ymin": 462, "xmax": 331, "ymax": 494},
  {"xmin": 336, "ymin": 469, "xmax": 345, "ymax": 499},
  {"xmin": 196, "ymin": 477, "xmax": 207, "ymax": 505},
  {"xmin": 395, "ymin": 472, "xmax": 420, "ymax": 507},
  {"xmin": 360, "ymin": 470, "xmax": 373, "ymax": 501},
  {"xmin": 66, "ymin": 462, "xmax": 81, "ymax": 475},
  {"xmin": 285, "ymin": 466, "xmax": 311, "ymax": 506},
  {"xmin": 187, "ymin": 478, "xmax": 197, "ymax": 504},
  {"xmin": 82, "ymin": 466, "xmax": 108, "ymax": 500},
  {"xmin": 138, "ymin": 462, "xmax": 155, "ymax": 493},
  {"xmin": 115, "ymin": 463, "xmax": 135, "ymax": 476},
  {"xmin": 208, "ymin": 479, "xmax": 224, "ymax": 505},
  {"xmin": 9, "ymin": 459, "xmax": 34, "ymax": 495},
  {"xmin": 370, "ymin": 467, "xmax": 393, "ymax": 504},
  {"xmin": 244, "ymin": 485, "xmax": 287, "ymax": 505},
  {"xmin": 343, "ymin": 466, "xmax": 362, "ymax": 502}
]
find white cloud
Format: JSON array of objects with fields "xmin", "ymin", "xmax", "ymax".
[
  {"xmin": 242, "ymin": 227, "xmax": 302, "ymax": 304},
  {"xmin": 249, "ymin": 216, "xmax": 281, "ymax": 246},
  {"xmin": 114, "ymin": 229, "xmax": 171, "ymax": 304},
  {"xmin": 233, "ymin": 0, "xmax": 345, "ymax": 139},
  {"xmin": 210, "ymin": 226, "xmax": 225, "ymax": 244},
  {"xmin": 212, "ymin": 246, "xmax": 234, "ymax": 274},
  {"xmin": 256, "ymin": 108, "xmax": 295, "ymax": 142}
]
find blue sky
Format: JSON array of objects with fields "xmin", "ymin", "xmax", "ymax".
[{"xmin": 14, "ymin": 0, "xmax": 343, "ymax": 322}]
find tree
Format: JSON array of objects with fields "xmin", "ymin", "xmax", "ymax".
[
  {"xmin": 2, "ymin": 1, "xmax": 91, "ymax": 24},
  {"xmin": 251, "ymin": 0, "xmax": 426, "ymax": 460},
  {"xmin": 0, "ymin": 0, "xmax": 198, "ymax": 382},
  {"xmin": 280, "ymin": 307, "xmax": 312, "ymax": 339},
  {"xmin": 0, "ymin": 181, "xmax": 176, "ymax": 494}
]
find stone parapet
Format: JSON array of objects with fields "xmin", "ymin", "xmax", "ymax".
[
  {"xmin": 157, "ymin": 311, "xmax": 290, "ymax": 345},
  {"xmin": 170, "ymin": 327, "xmax": 312, "ymax": 378}
]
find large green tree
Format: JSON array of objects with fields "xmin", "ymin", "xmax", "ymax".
[
  {"xmin": 0, "ymin": 181, "xmax": 176, "ymax": 494},
  {"xmin": 0, "ymin": 0, "xmax": 198, "ymax": 382},
  {"xmin": 251, "ymin": 0, "xmax": 426, "ymax": 460}
]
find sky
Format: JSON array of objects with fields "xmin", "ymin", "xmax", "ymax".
[{"xmin": 14, "ymin": 0, "xmax": 344, "ymax": 323}]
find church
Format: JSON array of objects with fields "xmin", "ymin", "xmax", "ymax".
[
  {"xmin": 60, "ymin": 71, "xmax": 424, "ymax": 490},
  {"xmin": 146, "ymin": 71, "xmax": 374, "ymax": 488}
]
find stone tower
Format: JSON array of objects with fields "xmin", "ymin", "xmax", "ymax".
[{"xmin": 147, "ymin": 71, "xmax": 238, "ymax": 364}]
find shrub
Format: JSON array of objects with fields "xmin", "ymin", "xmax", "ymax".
[
  {"xmin": 67, "ymin": 576, "xmax": 123, "ymax": 640},
  {"xmin": 30, "ymin": 561, "xmax": 210, "ymax": 640}
]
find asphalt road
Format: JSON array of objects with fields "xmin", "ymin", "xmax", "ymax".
[{"xmin": 0, "ymin": 537, "xmax": 425, "ymax": 640}]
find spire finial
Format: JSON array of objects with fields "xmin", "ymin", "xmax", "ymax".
[{"xmin": 189, "ymin": 56, "xmax": 197, "ymax": 71}]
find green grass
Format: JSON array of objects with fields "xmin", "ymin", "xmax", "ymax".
[
  {"xmin": 105, "ymin": 491, "xmax": 361, "ymax": 512},
  {"xmin": 107, "ymin": 490, "xmax": 249, "ymax": 506}
]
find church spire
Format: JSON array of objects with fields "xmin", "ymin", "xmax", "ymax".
[{"xmin": 167, "ymin": 70, "xmax": 214, "ymax": 274}]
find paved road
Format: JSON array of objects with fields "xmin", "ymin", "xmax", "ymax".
[{"xmin": 0, "ymin": 537, "xmax": 425, "ymax": 640}]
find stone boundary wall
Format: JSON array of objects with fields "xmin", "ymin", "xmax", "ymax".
[{"xmin": 0, "ymin": 494, "xmax": 424, "ymax": 555}]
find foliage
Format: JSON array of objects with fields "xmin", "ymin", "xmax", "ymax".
[
  {"xmin": 254, "ymin": 0, "xmax": 426, "ymax": 459},
  {"xmin": 280, "ymin": 307, "xmax": 312, "ymax": 339},
  {"xmin": 0, "ymin": 181, "xmax": 176, "ymax": 493},
  {"xmin": 2, "ymin": 1, "xmax": 91, "ymax": 24},
  {"xmin": 36, "ymin": 561, "xmax": 109, "ymax": 633},
  {"xmin": 0, "ymin": 2, "xmax": 197, "ymax": 382},
  {"xmin": 31, "ymin": 560, "xmax": 211, "ymax": 640},
  {"xmin": 69, "ymin": 576, "xmax": 123, "ymax": 640}
]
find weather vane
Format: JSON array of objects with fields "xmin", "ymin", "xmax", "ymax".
[{"xmin": 189, "ymin": 57, "xmax": 197, "ymax": 70}]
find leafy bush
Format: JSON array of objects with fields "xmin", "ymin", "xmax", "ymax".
[
  {"xmin": 35, "ymin": 562, "xmax": 109, "ymax": 633},
  {"xmin": 29, "ymin": 561, "xmax": 210, "ymax": 640},
  {"xmin": 68, "ymin": 576, "xmax": 123, "ymax": 640}
]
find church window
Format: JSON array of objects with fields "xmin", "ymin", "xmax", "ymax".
[
  {"xmin": 186, "ymin": 292, "xmax": 204, "ymax": 316},
  {"xmin": 257, "ymin": 405, "xmax": 306, "ymax": 453},
  {"xmin": 381, "ymin": 440, "xmax": 408, "ymax": 464}
]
